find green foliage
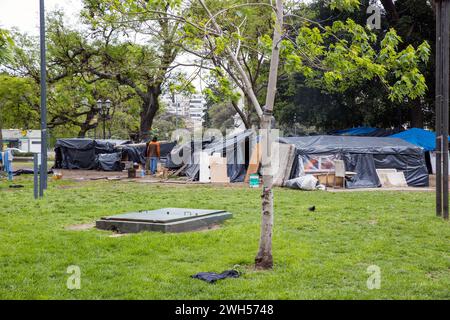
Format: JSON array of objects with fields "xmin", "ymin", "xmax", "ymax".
[
  {"xmin": 328, "ymin": 0, "xmax": 360, "ymax": 12},
  {"xmin": 282, "ymin": 18, "xmax": 430, "ymax": 102},
  {"xmin": 0, "ymin": 29, "xmax": 14, "ymax": 64},
  {"xmin": 0, "ymin": 74, "xmax": 39, "ymax": 130},
  {"xmin": 205, "ymin": 101, "xmax": 236, "ymax": 134}
]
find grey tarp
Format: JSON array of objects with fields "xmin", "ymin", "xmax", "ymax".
[
  {"xmin": 54, "ymin": 138, "xmax": 97, "ymax": 170},
  {"xmin": 121, "ymin": 145, "xmax": 147, "ymax": 165},
  {"xmin": 165, "ymin": 137, "xmax": 215, "ymax": 169},
  {"xmin": 184, "ymin": 130, "xmax": 255, "ymax": 182},
  {"xmin": 169, "ymin": 131, "xmax": 255, "ymax": 182},
  {"xmin": 121, "ymin": 142, "xmax": 177, "ymax": 166},
  {"xmin": 97, "ymin": 152, "xmax": 122, "ymax": 171},
  {"xmin": 280, "ymin": 135, "xmax": 429, "ymax": 188},
  {"xmin": 54, "ymin": 138, "xmax": 130, "ymax": 170}
]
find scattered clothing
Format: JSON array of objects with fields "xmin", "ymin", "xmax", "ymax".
[
  {"xmin": 13, "ymin": 169, "xmax": 53, "ymax": 176},
  {"xmin": 191, "ymin": 270, "xmax": 240, "ymax": 283}
]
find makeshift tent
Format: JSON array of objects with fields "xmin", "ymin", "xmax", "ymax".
[
  {"xmin": 167, "ymin": 130, "xmax": 255, "ymax": 182},
  {"xmin": 54, "ymin": 139, "xmax": 97, "ymax": 170},
  {"xmin": 330, "ymin": 127, "xmax": 403, "ymax": 137},
  {"xmin": 280, "ymin": 135, "xmax": 429, "ymax": 188},
  {"xmin": 54, "ymin": 138, "xmax": 131, "ymax": 170},
  {"xmin": 390, "ymin": 127, "xmax": 450, "ymax": 151}
]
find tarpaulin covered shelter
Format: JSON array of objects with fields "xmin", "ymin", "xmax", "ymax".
[
  {"xmin": 280, "ymin": 135, "xmax": 429, "ymax": 188},
  {"xmin": 390, "ymin": 127, "xmax": 450, "ymax": 152},
  {"xmin": 54, "ymin": 138, "xmax": 131, "ymax": 170},
  {"xmin": 167, "ymin": 130, "xmax": 255, "ymax": 182}
]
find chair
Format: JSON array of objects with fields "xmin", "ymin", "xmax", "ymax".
[{"xmin": 334, "ymin": 160, "xmax": 357, "ymax": 189}]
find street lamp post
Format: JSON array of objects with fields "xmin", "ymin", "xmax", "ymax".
[
  {"xmin": 39, "ymin": 0, "xmax": 47, "ymax": 196},
  {"xmin": 96, "ymin": 99, "xmax": 112, "ymax": 140}
]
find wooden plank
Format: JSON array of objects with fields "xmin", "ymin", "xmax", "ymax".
[{"xmin": 210, "ymin": 154, "xmax": 229, "ymax": 183}]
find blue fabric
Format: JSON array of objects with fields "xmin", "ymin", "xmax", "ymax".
[
  {"xmin": 390, "ymin": 128, "xmax": 450, "ymax": 152},
  {"xmin": 332, "ymin": 127, "xmax": 378, "ymax": 136},
  {"xmin": 150, "ymin": 157, "xmax": 158, "ymax": 174},
  {"xmin": 3, "ymin": 151, "xmax": 13, "ymax": 181}
]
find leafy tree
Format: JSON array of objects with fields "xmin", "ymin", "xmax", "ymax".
[
  {"xmin": 67, "ymin": 0, "xmax": 188, "ymax": 140},
  {"xmin": 275, "ymin": 0, "xmax": 435, "ymax": 131},
  {"xmin": 204, "ymin": 101, "xmax": 236, "ymax": 134}
]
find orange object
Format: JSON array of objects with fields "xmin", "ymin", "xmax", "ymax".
[{"xmin": 244, "ymin": 142, "xmax": 261, "ymax": 182}]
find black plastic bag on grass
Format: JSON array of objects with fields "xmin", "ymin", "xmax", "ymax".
[{"xmin": 191, "ymin": 270, "xmax": 240, "ymax": 283}]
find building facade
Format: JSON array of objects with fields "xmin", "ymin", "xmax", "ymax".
[
  {"xmin": 1, "ymin": 129, "xmax": 42, "ymax": 153},
  {"xmin": 161, "ymin": 94, "xmax": 207, "ymax": 128}
]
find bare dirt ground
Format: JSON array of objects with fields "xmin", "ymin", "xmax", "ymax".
[{"xmin": 13, "ymin": 161, "xmax": 435, "ymax": 192}]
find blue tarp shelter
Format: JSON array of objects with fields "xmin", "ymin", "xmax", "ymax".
[{"xmin": 390, "ymin": 128, "xmax": 450, "ymax": 152}]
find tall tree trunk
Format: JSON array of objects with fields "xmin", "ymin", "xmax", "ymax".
[
  {"xmin": 77, "ymin": 110, "xmax": 98, "ymax": 138},
  {"xmin": 255, "ymin": 0, "xmax": 284, "ymax": 270},
  {"xmin": 139, "ymin": 86, "xmax": 161, "ymax": 141},
  {"xmin": 380, "ymin": 0, "xmax": 399, "ymax": 23}
]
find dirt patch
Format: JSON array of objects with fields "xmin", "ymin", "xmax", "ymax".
[{"xmin": 65, "ymin": 223, "xmax": 95, "ymax": 231}]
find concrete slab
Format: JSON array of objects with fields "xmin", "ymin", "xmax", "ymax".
[{"xmin": 96, "ymin": 208, "xmax": 232, "ymax": 233}]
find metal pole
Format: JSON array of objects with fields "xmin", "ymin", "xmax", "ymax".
[
  {"xmin": 176, "ymin": 102, "xmax": 179, "ymax": 130},
  {"xmin": 436, "ymin": 0, "xmax": 443, "ymax": 217},
  {"xmin": 33, "ymin": 154, "xmax": 38, "ymax": 199},
  {"xmin": 103, "ymin": 111, "xmax": 106, "ymax": 140},
  {"xmin": 39, "ymin": 0, "xmax": 47, "ymax": 195},
  {"xmin": 442, "ymin": 0, "xmax": 450, "ymax": 220}
]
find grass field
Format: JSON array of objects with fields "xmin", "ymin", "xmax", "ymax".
[{"xmin": 0, "ymin": 175, "xmax": 449, "ymax": 299}]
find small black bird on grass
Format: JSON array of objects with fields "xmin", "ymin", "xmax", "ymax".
[{"xmin": 308, "ymin": 206, "xmax": 316, "ymax": 212}]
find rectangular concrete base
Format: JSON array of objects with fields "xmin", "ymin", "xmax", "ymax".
[{"xmin": 96, "ymin": 208, "xmax": 232, "ymax": 233}]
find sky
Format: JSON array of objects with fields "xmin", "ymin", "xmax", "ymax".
[
  {"xmin": 0, "ymin": 0, "xmax": 82, "ymax": 35},
  {"xmin": 0, "ymin": 0, "xmax": 204, "ymax": 91}
]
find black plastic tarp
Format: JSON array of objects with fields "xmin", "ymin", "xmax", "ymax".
[
  {"xmin": 54, "ymin": 138, "xmax": 130, "ymax": 170},
  {"xmin": 97, "ymin": 152, "xmax": 122, "ymax": 171},
  {"xmin": 95, "ymin": 140, "xmax": 131, "ymax": 154},
  {"xmin": 280, "ymin": 135, "xmax": 428, "ymax": 188},
  {"xmin": 121, "ymin": 145, "xmax": 147, "ymax": 165},
  {"xmin": 54, "ymin": 138, "xmax": 97, "ymax": 170}
]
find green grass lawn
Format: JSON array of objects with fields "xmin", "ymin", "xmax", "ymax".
[{"xmin": 0, "ymin": 175, "xmax": 449, "ymax": 299}]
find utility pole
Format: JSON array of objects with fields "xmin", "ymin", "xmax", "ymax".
[
  {"xmin": 39, "ymin": 0, "xmax": 47, "ymax": 196},
  {"xmin": 435, "ymin": 0, "xmax": 450, "ymax": 220}
]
